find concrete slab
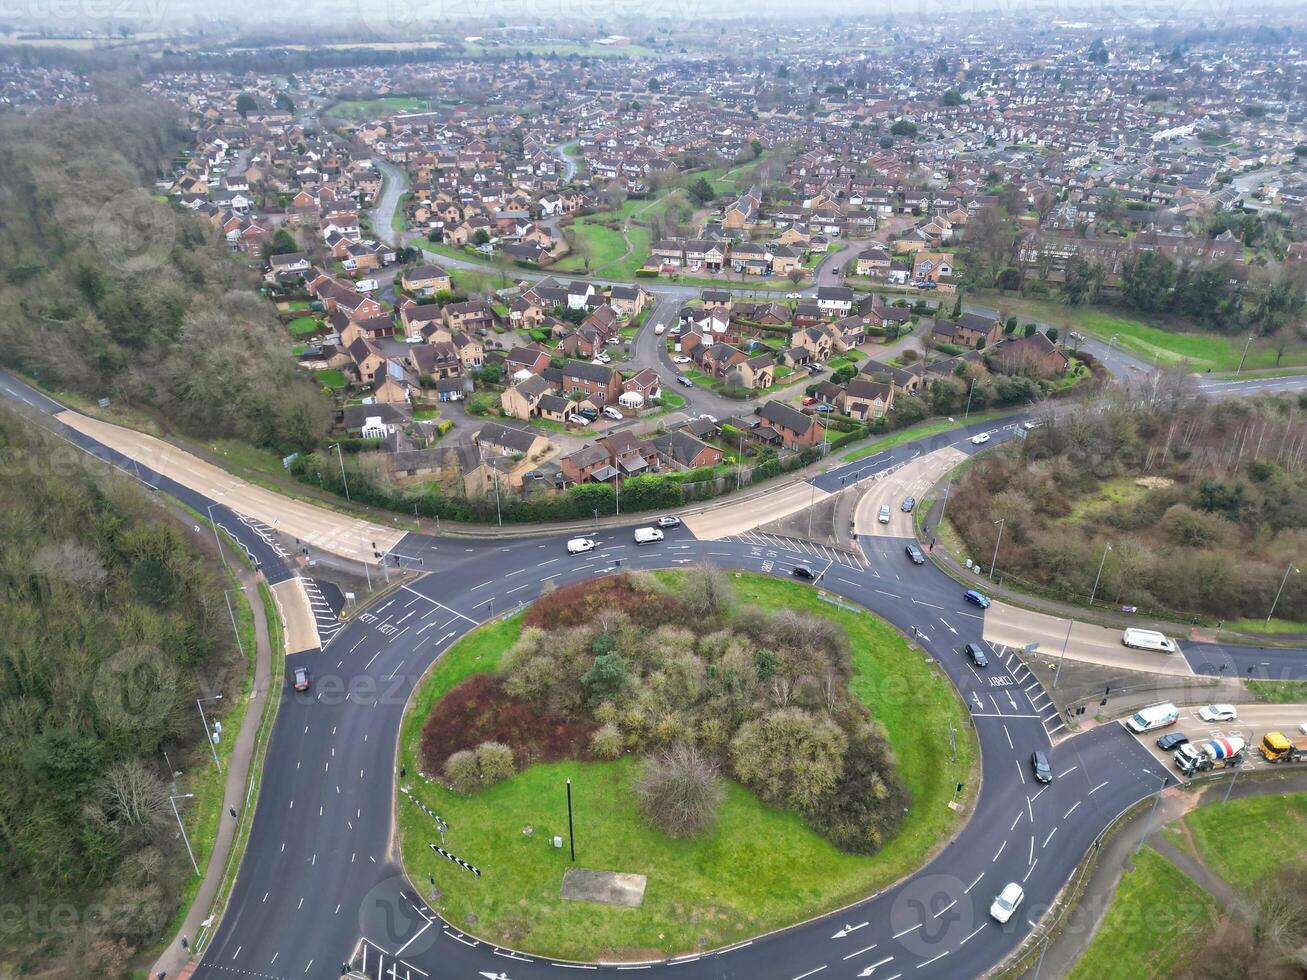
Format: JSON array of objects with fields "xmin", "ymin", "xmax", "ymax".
[
  {"xmin": 560, "ymin": 868, "xmax": 647, "ymax": 908},
  {"xmin": 984, "ymin": 600, "xmax": 1196, "ymax": 677},
  {"xmin": 684, "ymin": 480, "xmax": 831, "ymax": 540},
  {"xmin": 56, "ymin": 410, "xmax": 406, "ymax": 563},
  {"xmin": 272, "ymin": 577, "xmax": 322, "ymax": 655}
]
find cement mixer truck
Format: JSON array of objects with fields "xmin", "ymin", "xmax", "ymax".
[{"xmin": 1174, "ymin": 736, "xmax": 1245, "ymax": 776}]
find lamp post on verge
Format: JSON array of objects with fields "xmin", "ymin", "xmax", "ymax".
[
  {"xmin": 1267, "ymin": 562, "xmax": 1299, "ymax": 626},
  {"xmin": 989, "ymin": 518, "xmax": 1005, "ymax": 579},
  {"xmin": 169, "ymin": 793, "xmax": 199, "ymax": 875},
  {"xmin": 1089, "ymin": 541, "xmax": 1112, "ymax": 608},
  {"xmin": 205, "ymin": 503, "xmax": 227, "ymax": 572},
  {"xmin": 1135, "ymin": 770, "xmax": 1168, "ymax": 855},
  {"xmin": 565, "ymin": 778, "xmax": 576, "ymax": 862},
  {"xmin": 328, "ymin": 443, "xmax": 350, "ymax": 501},
  {"xmin": 222, "ymin": 587, "xmax": 246, "ymax": 661},
  {"xmin": 197, "ymin": 694, "xmax": 223, "ymax": 772},
  {"xmin": 1053, "ymin": 617, "xmax": 1074, "ymax": 688}
]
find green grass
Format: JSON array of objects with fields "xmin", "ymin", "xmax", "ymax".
[
  {"xmin": 327, "ymin": 96, "xmax": 430, "ymax": 119},
  {"xmin": 287, "ymin": 316, "xmax": 320, "ymax": 336},
  {"xmin": 1180, "ymin": 794, "xmax": 1307, "ymax": 893},
  {"xmin": 1247, "ymin": 679, "xmax": 1307, "ymax": 703},
  {"xmin": 974, "ymin": 293, "xmax": 1307, "ymax": 372},
  {"xmin": 317, "ymin": 369, "xmax": 347, "ymax": 390},
  {"xmin": 1062, "ymin": 476, "xmax": 1151, "ymax": 523},
  {"xmin": 1067, "ymin": 847, "xmax": 1218, "ymax": 980},
  {"xmin": 840, "ymin": 409, "xmax": 1012, "ymax": 462},
  {"xmin": 286, "ymin": 300, "xmax": 311, "ymax": 311},
  {"xmin": 398, "ymin": 572, "xmax": 976, "ymax": 961}
]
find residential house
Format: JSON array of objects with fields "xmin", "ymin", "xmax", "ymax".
[
  {"xmin": 839, "ymin": 379, "xmax": 894, "ymax": 420},
  {"xmin": 500, "ymin": 374, "xmax": 554, "ymax": 420},
  {"xmin": 815, "ymin": 286, "xmax": 854, "ymax": 317},
  {"xmin": 994, "ymin": 332, "xmax": 1069, "ymax": 377},
  {"xmin": 560, "ymin": 360, "xmax": 621, "ymax": 405},
  {"xmin": 934, "ymin": 312, "xmax": 1001, "ymax": 349},
  {"xmin": 402, "ymin": 264, "xmax": 452, "ymax": 296},
  {"xmin": 757, "ymin": 400, "xmax": 825, "ymax": 449},
  {"xmin": 475, "ymin": 422, "xmax": 550, "ymax": 461},
  {"xmin": 652, "ymin": 430, "xmax": 724, "ymax": 471}
]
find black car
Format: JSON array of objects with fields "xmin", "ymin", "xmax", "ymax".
[
  {"xmin": 791, "ymin": 564, "xmax": 817, "ymax": 580},
  {"xmin": 577, "ymin": 406, "xmax": 599, "ymax": 420},
  {"xmin": 293, "ymin": 666, "xmax": 311, "ymax": 691},
  {"xmin": 965, "ymin": 642, "xmax": 988, "ymax": 667},
  {"xmin": 1030, "ymin": 751, "xmax": 1052, "ymax": 783},
  {"xmin": 1157, "ymin": 732, "xmax": 1190, "ymax": 751},
  {"xmin": 676, "ymin": 375, "xmax": 694, "ymax": 387},
  {"xmin": 904, "ymin": 543, "xmax": 925, "ymax": 564},
  {"xmin": 901, "ymin": 496, "xmax": 916, "ymax": 513}
]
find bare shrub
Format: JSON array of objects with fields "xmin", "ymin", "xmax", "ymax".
[
  {"xmin": 443, "ymin": 749, "xmax": 480, "ymax": 794},
  {"xmin": 634, "ymin": 743, "xmax": 725, "ymax": 838}
]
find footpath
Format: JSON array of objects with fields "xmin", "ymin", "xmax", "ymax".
[{"xmin": 149, "ymin": 556, "xmax": 278, "ymax": 980}]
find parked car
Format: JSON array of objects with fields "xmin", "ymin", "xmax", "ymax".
[
  {"xmin": 904, "ymin": 543, "xmax": 925, "ymax": 564},
  {"xmin": 578, "ymin": 406, "xmax": 599, "ymax": 420},
  {"xmin": 813, "ymin": 404, "xmax": 834, "ymax": 413},
  {"xmin": 676, "ymin": 375, "xmax": 694, "ymax": 387},
  {"xmin": 963, "ymin": 589, "xmax": 991, "ymax": 609},
  {"xmin": 990, "ymin": 883, "xmax": 1024, "ymax": 924},
  {"xmin": 673, "ymin": 355, "xmax": 691, "ymax": 363},
  {"xmin": 970, "ymin": 432, "xmax": 991, "ymax": 445},
  {"xmin": 592, "ymin": 353, "xmax": 612, "ymax": 364},
  {"xmin": 791, "ymin": 563, "xmax": 816, "ymax": 580},
  {"xmin": 602, "ymin": 406, "xmax": 624, "ymax": 421},
  {"xmin": 803, "ymin": 396, "xmax": 817, "ymax": 406},
  {"xmin": 1157, "ymin": 732, "xmax": 1190, "ymax": 751},
  {"xmin": 965, "ymin": 642, "xmax": 988, "ymax": 667},
  {"xmin": 805, "ymin": 363, "xmax": 822, "ymax": 374},
  {"xmin": 605, "ymin": 337, "xmax": 622, "ymax": 346},
  {"xmin": 1030, "ymin": 750, "xmax": 1053, "ymax": 783},
  {"xmin": 786, "ymin": 291, "xmax": 803, "ymax": 300},
  {"xmin": 567, "ymin": 537, "xmax": 596, "ymax": 555},
  {"xmin": 293, "ymin": 666, "xmax": 311, "ymax": 691},
  {"xmin": 901, "ymin": 496, "xmax": 915, "ymax": 512},
  {"xmin": 567, "ymin": 413, "xmax": 592, "ymax": 426},
  {"xmin": 878, "ymin": 504, "xmax": 891, "ymax": 524},
  {"xmin": 1199, "ymin": 704, "xmax": 1238, "ymax": 722},
  {"xmin": 655, "ymin": 516, "xmax": 681, "ymax": 528}
]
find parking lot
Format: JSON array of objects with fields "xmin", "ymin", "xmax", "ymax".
[{"xmin": 1123, "ymin": 702, "xmax": 1307, "ymax": 782}]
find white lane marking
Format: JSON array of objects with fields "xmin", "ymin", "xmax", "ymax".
[
  {"xmin": 1023, "ymin": 858, "xmax": 1039, "ymax": 883},
  {"xmin": 1003, "ymin": 724, "xmax": 1013, "ymax": 749},
  {"xmin": 892, "ymin": 922, "xmax": 923, "ymax": 939},
  {"xmin": 964, "ymin": 872, "xmax": 984, "ymax": 894},
  {"xmin": 1058, "ymin": 765, "xmax": 1078, "ymax": 778},
  {"xmin": 1089, "ymin": 780, "xmax": 1109, "ymax": 795},
  {"xmin": 1016, "ymin": 759, "xmax": 1025, "ymax": 784},
  {"xmin": 1064, "ymin": 801, "xmax": 1082, "ymax": 820},
  {"xmin": 992, "ymin": 840, "xmax": 1006, "ymax": 862},
  {"xmin": 842, "ymin": 944, "xmax": 878, "ymax": 960},
  {"xmin": 1043, "ymin": 826, "xmax": 1058, "ymax": 849},
  {"xmin": 792, "ymin": 968, "xmax": 826, "ymax": 980}
]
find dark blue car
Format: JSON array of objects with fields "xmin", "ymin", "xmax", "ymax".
[{"xmin": 963, "ymin": 589, "xmax": 991, "ymax": 609}]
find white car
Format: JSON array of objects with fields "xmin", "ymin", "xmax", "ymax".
[
  {"xmin": 697, "ymin": 414, "xmax": 718, "ymax": 423},
  {"xmin": 1022, "ymin": 419, "xmax": 1042, "ymax": 430},
  {"xmin": 786, "ymin": 291, "xmax": 803, "ymax": 300},
  {"xmin": 605, "ymin": 337, "xmax": 622, "ymax": 346},
  {"xmin": 990, "ymin": 882, "xmax": 1024, "ymax": 924},
  {"xmin": 673, "ymin": 355, "xmax": 691, "ymax": 364},
  {"xmin": 1198, "ymin": 704, "xmax": 1238, "ymax": 723},
  {"xmin": 970, "ymin": 432, "xmax": 991, "ymax": 445},
  {"xmin": 1299, "ymin": 721, "xmax": 1307, "ymax": 736},
  {"xmin": 566, "ymin": 538, "xmax": 596, "ymax": 555},
  {"xmin": 593, "ymin": 353, "xmax": 612, "ymax": 364}
]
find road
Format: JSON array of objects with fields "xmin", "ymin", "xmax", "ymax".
[{"xmin": 5, "ymin": 369, "xmax": 1304, "ymax": 980}]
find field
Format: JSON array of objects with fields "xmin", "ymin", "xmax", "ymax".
[
  {"xmin": 553, "ymin": 197, "xmax": 662, "ymax": 279},
  {"xmin": 397, "ymin": 571, "xmax": 976, "ymax": 961},
  {"xmin": 972, "ymin": 293, "xmax": 1307, "ymax": 371},
  {"xmin": 326, "ymin": 96, "xmax": 431, "ymax": 119},
  {"xmin": 1178, "ymin": 793, "xmax": 1307, "ymax": 893},
  {"xmin": 1066, "ymin": 846, "xmax": 1218, "ymax": 980}
]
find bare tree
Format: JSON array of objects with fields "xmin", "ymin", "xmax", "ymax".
[{"xmin": 634, "ymin": 743, "xmax": 724, "ymax": 837}]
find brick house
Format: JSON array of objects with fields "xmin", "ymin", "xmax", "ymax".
[
  {"xmin": 934, "ymin": 312, "xmax": 1001, "ymax": 349},
  {"xmin": 560, "ymin": 360, "xmax": 621, "ymax": 405},
  {"xmin": 757, "ymin": 400, "xmax": 825, "ymax": 449},
  {"xmin": 839, "ymin": 379, "xmax": 895, "ymax": 420}
]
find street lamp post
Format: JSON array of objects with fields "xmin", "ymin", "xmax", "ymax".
[
  {"xmin": 989, "ymin": 518, "xmax": 1005, "ymax": 579},
  {"xmin": 964, "ymin": 378, "xmax": 976, "ymax": 420},
  {"xmin": 1135, "ymin": 771, "xmax": 1169, "ymax": 855},
  {"xmin": 197, "ymin": 694, "xmax": 223, "ymax": 772},
  {"xmin": 1053, "ymin": 617, "xmax": 1074, "ymax": 688},
  {"xmin": 938, "ymin": 478, "xmax": 952, "ymax": 528},
  {"xmin": 222, "ymin": 587, "xmax": 246, "ymax": 661},
  {"xmin": 329, "ymin": 443, "xmax": 350, "ymax": 501},
  {"xmin": 1236, "ymin": 334, "xmax": 1253, "ymax": 376},
  {"xmin": 205, "ymin": 503, "xmax": 227, "ymax": 572},
  {"xmin": 169, "ymin": 794, "xmax": 200, "ymax": 875},
  {"xmin": 1089, "ymin": 541, "xmax": 1113, "ymax": 608},
  {"xmin": 565, "ymin": 778, "xmax": 576, "ymax": 862},
  {"xmin": 1267, "ymin": 562, "xmax": 1300, "ymax": 625}
]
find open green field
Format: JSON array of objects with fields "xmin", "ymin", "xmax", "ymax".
[
  {"xmin": 1067, "ymin": 846, "xmax": 1218, "ymax": 980},
  {"xmin": 1179, "ymin": 793, "xmax": 1307, "ymax": 893},
  {"xmin": 327, "ymin": 96, "xmax": 431, "ymax": 119},
  {"xmin": 398, "ymin": 571, "xmax": 976, "ymax": 960},
  {"xmin": 554, "ymin": 197, "xmax": 662, "ymax": 279},
  {"xmin": 840, "ymin": 409, "xmax": 1014, "ymax": 462},
  {"xmin": 973, "ymin": 293, "xmax": 1307, "ymax": 371}
]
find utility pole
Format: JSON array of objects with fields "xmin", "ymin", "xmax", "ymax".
[
  {"xmin": 1235, "ymin": 334, "xmax": 1253, "ymax": 376},
  {"xmin": 206, "ymin": 503, "xmax": 228, "ymax": 572},
  {"xmin": 1089, "ymin": 541, "xmax": 1112, "ymax": 608},
  {"xmin": 197, "ymin": 695, "xmax": 223, "ymax": 771},
  {"xmin": 565, "ymin": 778, "xmax": 576, "ymax": 862},
  {"xmin": 330, "ymin": 443, "xmax": 350, "ymax": 501},
  {"xmin": 222, "ymin": 587, "xmax": 246, "ymax": 661},
  {"xmin": 964, "ymin": 378, "xmax": 976, "ymax": 419},
  {"xmin": 170, "ymin": 794, "xmax": 199, "ymax": 875},
  {"xmin": 1135, "ymin": 771, "xmax": 1168, "ymax": 855},
  {"xmin": 989, "ymin": 518, "xmax": 1005, "ymax": 579},
  {"xmin": 1267, "ymin": 561, "xmax": 1299, "ymax": 625},
  {"xmin": 1053, "ymin": 618, "xmax": 1073, "ymax": 688}
]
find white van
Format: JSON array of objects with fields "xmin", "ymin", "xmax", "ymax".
[
  {"xmin": 1122, "ymin": 628, "xmax": 1176, "ymax": 654},
  {"xmin": 1126, "ymin": 702, "xmax": 1180, "ymax": 734},
  {"xmin": 567, "ymin": 537, "xmax": 596, "ymax": 555},
  {"xmin": 634, "ymin": 527, "xmax": 664, "ymax": 545},
  {"xmin": 654, "ymin": 323, "xmax": 665, "ymax": 335}
]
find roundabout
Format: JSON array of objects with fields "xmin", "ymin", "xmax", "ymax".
[{"xmin": 2, "ymin": 366, "xmax": 1304, "ymax": 980}]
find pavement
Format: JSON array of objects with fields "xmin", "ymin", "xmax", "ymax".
[
  {"xmin": 272, "ymin": 576, "xmax": 324, "ymax": 655},
  {"xmin": 150, "ymin": 556, "xmax": 279, "ymax": 980}
]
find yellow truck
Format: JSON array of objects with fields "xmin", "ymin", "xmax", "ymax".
[{"xmin": 1258, "ymin": 732, "xmax": 1307, "ymax": 763}]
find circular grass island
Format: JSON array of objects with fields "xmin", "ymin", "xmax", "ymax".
[{"xmin": 396, "ymin": 569, "xmax": 978, "ymax": 962}]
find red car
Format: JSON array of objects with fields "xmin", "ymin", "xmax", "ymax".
[{"xmin": 802, "ymin": 396, "xmax": 816, "ymax": 406}]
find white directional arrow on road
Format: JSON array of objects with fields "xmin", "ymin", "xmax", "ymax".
[
  {"xmin": 478, "ymin": 972, "xmax": 512, "ymax": 980},
  {"xmin": 939, "ymin": 618, "xmax": 957, "ymax": 635},
  {"xmin": 858, "ymin": 956, "xmax": 894, "ymax": 976},
  {"xmin": 831, "ymin": 921, "xmax": 868, "ymax": 938}
]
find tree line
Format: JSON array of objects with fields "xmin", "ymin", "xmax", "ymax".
[{"xmin": 0, "ymin": 407, "xmax": 245, "ymax": 976}]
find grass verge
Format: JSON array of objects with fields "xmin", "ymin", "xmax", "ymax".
[
  {"xmin": 840, "ymin": 409, "xmax": 1014, "ymax": 462},
  {"xmin": 1179, "ymin": 792, "xmax": 1307, "ymax": 893},
  {"xmin": 1065, "ymin": 846, "xmax": 1218, "ymax": 980},
  {"xmin": 397, "ymin": 572, "xmax": 977, "ymax": 961}
]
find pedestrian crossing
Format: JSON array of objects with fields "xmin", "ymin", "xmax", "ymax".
[
  {"xmin": 989, "ymin": 642, "xmax": 1066, "ymax": 737},
  {"xmin": 722, "ymin": 530, "xmax": 866, "ymax": 570},
  {"xmin": 301, "ymin": 576, "xmax": 343, "ymax": 645}
]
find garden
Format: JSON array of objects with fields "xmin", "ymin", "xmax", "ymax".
[{"xmin": 396, "ymin": 569, "xmax": 976, "ymax": 960}]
